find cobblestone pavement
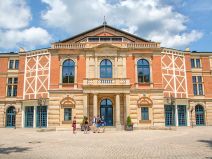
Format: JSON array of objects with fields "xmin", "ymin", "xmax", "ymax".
[{"xmin": 0, "ymin": 127, "xmax": 212, "ymax": 159}]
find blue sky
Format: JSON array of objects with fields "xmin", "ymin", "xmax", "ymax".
[{"xmin": 0, "ymin": 0, "xmax": 212, "ymax": 52}]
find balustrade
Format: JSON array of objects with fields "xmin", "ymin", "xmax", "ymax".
[
  {"xmin": 51, "ymin": 42, "xmax": 160, "ymax": 49},
  {"xmin": 83, "ymin": 78, "xmax": 130, "ymax": 86}
]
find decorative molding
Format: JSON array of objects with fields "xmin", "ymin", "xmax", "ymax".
[
  {"xmin": 60, "ymin": 95, "xmax": 75, "ymax": 108},
  {"xmin": 137, "ymin": 97, "xmax": 153, "ymax": 107}
]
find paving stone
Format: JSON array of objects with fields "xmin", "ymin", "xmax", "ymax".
[{"xmin": 0, "ymin": 127, "xmax": 212, "ymax": 159}]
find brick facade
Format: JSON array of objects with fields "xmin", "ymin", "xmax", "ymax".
[{"xmin": 0, "ymin": 25, "xmax": 212, "ymax": 129}]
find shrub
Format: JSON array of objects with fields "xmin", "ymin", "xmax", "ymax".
[{"xmin": 127, "ymin": 116, "xmax": 132, "ymax": 126}]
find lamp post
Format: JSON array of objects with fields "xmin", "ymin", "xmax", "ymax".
[{"xmin": 37, "ymin": 97, "xmax": 46, "ymax": 128}]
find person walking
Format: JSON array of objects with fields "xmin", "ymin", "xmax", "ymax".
[
  {"xmin": 84, "ymin": 117, "xmax": 89, "ymax": 134},
  {"xmin": 72, "ymin": 116, "xmax": 77, "ymax": 134}
]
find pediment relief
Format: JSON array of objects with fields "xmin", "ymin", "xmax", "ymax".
[
  {"xmin": 137, "ymin": 97, "xmax": 153, "ymax": 107},
  {"xmin": 60, "ymin": 95, "xmax": 75, "ymax": 108}
]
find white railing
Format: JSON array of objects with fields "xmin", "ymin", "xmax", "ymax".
[
  {"xmin": 51, "ymin": 42, "xmax": 160, "ymax": 49},
  {"xmin": 127, "ymin": 43, "xmax": 160, "ymax": 48},
  {"xmin": 83, "ymin": 78, "xmax": 130, "ymax": 85}
]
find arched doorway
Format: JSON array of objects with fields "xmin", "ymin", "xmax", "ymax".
[
  {"xmin": 100, "ymin": 99, "xmax": 113, "ymax": 126},
  {"xmin": 6, "ymin": 106, "xmax": 16, "ymax": 127},
  {"xmin": 195, "ymin": 105, "xmax": 205, "ymax": 126}
]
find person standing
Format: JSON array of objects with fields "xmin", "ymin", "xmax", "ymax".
[
  {"xmin": 84, "ymin": 117, "xmax": 89, "ymax": 134},
  {"xmin": 92, "ymin": 116, "xmax": 96, "ymax": 126},
  {"xmin": 72, "ymin": 116, "xmax": 77, "ymax": 134},
  {"xmin": 96, "ymin": 115, "xmax": 101, "ymax": 133}
]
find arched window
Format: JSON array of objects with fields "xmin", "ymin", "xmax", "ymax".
[
  {"xmin": 100, "ymin": 59, "xmax": 112, "ymax": 78},
  {"xmin": 195, "ymin": 105, "xmax": 205, "ymax": 126},
  {"xmin": 137, "ymin": 59, "xmax": 150, "ymax": 83},
  {"xmin": 62, "ymin": 59, "xmax": 75, "ymax": 83}
]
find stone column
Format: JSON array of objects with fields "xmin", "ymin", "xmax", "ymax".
[
  {"xmin": 83, "ymin": 94, "xmax": 88, "ymax": 117},
  {"xmin": 33, "ymin": 106, "xmax": 36, "ymax": 128},
  {"xmin": 93, "ymin": 94, "xmax": 97, "ymax": 117},
  {"xmin": 175, "ymin": 105, "xmax": 178, "ymax": 126},
  {"xmin": 187, "ymin": 106, "xmax": 190, "ymax": 126},
  {"xmin": 116, "ymin": 94, "xmax": 121, "ymax": 129},
  {"xmin": 125, "ymin": 94, "xmax": 130, "ymax": 122}
]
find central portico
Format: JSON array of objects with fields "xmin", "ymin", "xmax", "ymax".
[{"xmin": 83, "ymin": 85, "xmax": 131, "ymax": 128}]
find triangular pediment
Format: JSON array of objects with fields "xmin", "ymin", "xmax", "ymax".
[{"xmin": 56, "ymin": 25, "xmax": 154, "ymax": 44}]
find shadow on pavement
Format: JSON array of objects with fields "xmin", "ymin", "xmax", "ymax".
[
  {"xmin": 0, "ymin": 146, "xmax": 31, "ymax": 154},
  {"xmin": 198, "ymin": 140, "xmax": 212, "ymax": 148}
]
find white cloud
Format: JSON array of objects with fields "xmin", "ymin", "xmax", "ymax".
[
  {"xmin": 41, "ymin": 0, "xmax": 203, "ymax": 49},
  {"xmin": 148, "ymin": 30, "xmax": 203, "ymax": 48},
  {"xmin": 0, "ymin": 0, "xmax": 31, "ymax": 29},
  {"xmin": 0, "ymin": 27, "xmax": 52, "ymax": 50},
  {"xmin": 0, "ymin": 0, "xmax": 52, "ymax": 51}
]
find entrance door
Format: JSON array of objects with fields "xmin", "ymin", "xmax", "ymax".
[
  {"xmin": 100, "ymin": 99, "xmax": 113, "ymax": 126},
  {"xmin": 178, "ymin": 105, "xmax": 187, "ymax": 126},
  {"xmin": 165, "ymin": 105, "xmax": 175, "ymax": 126},
  {"xmin": 195, "ymin": 105, "xmax": 205, "ymax": 126},
  {"xmin": 36, "ymin": 106, "xmax": 47, "ymax": 128},
  {"xmin": 6, "ymin": 106, "xmax": 16, "ymax": 127},
  {"xmin": 25, "ymin": 106, "xmax": 34, "ymax": 128}
]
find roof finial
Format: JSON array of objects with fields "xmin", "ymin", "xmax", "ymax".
[{"xmin": 103, "ymin": 16, "xmax": 107, "ymax": 25}]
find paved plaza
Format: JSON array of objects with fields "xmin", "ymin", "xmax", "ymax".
[{"xmin": 0, "ymin": 127, "xmax": 212, "ymax": 159}]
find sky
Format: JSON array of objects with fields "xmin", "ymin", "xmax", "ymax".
[{"xmin": 0, "ymin": 0, "xmax": 212, "ymax": 52}]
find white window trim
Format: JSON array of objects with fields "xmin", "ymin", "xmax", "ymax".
[
  {"xmin": 60, "ymin": 57, "xmax": 78, "ymax": 88},
  {"xmin": 8, "ymin": 59, "xmax": 19, "ymax": 69},
  {"xmin": 6, "ymin": 76, "xmax": 18, "ymax": 97},
  {"xmin": 134, "ymin": 57, "xmax": 152, "ymax": 87},
  {"xmin": 192, "ymin": 75, "xmax": 204, "ymax": 96},
  {"xmin": 191, "ymin": 58, "xmax": 201, "ymax": 68},
  {"xmin": 97, "ymin": 57, "xmax": 115, "ymax": 78}
]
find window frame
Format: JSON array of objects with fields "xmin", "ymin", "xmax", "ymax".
[
  {"xmin": 7, "ymin": 77, "xmax": 18, "ymax": 97},
  {"xmin": 192, "ymin": 76, "xmax": 204, "ymax": 96},
  {"xmin": 100, "ymin": 59, "xmax": 113, "ymax": 78},
  {"xmin": 141, "ymin": 107, "xmax": 149, "ymax": 121},
  {"xmin": 62, "ymin": 59, "xmax": 75, "ymax": 84},
  {"xmin": 137, "ymin": 59, "xmax": 150, "ymax": 83},
  {"xmin": 191, "ymin": 58, "xmax": 201, "ymax": 68},
  {"xmin": 64, "ymin": 108, "xmax": 72, "ymax": 121},
  {"xmin": 8, "ymin": 59, "xmax": 19, "ymax": 69}
]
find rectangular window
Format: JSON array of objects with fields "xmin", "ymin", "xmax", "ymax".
[
  {"xmin": 15, "ymin": 60, "xmax": 19, "ymax": 69},
  {"xmin": 8, "ymin": 60, "xmax": 19, "ymax": 69},
  {"xmin": 9, "ymin": 60, "xmax": 14, "ymax": 69},
  {"xmin": 64, "ymin": 108, "xmax": 72, "ymax": 121},
  {"xmin": 191, "ymin": 59, "xmax": 195, "ymax": 68},
  {"xmin": 196, "ymin": 59, "xmax": 200, "ymax": 68},
  {"xmin": 191, "ymin": 59, "xmax": 201, "ymax": 68},
  {"xmin": 192, "ymin": 76, "xmax": 203, "ymax": 95},
  {"xmin": 141, "ymin": 107, "xmax": 149, "ymax": 120},
  {"xmin": 7, "ymin": 77, "xmax": 18, "ymax": 97}
]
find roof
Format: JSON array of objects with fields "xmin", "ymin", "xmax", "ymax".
[
  {"xmin": 0, "ymin": 52, "xmax": 18, "ymax": 56},
  {"xmin": 59, "ymin": 24, "xmax": 152, "ymax": 43}
]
